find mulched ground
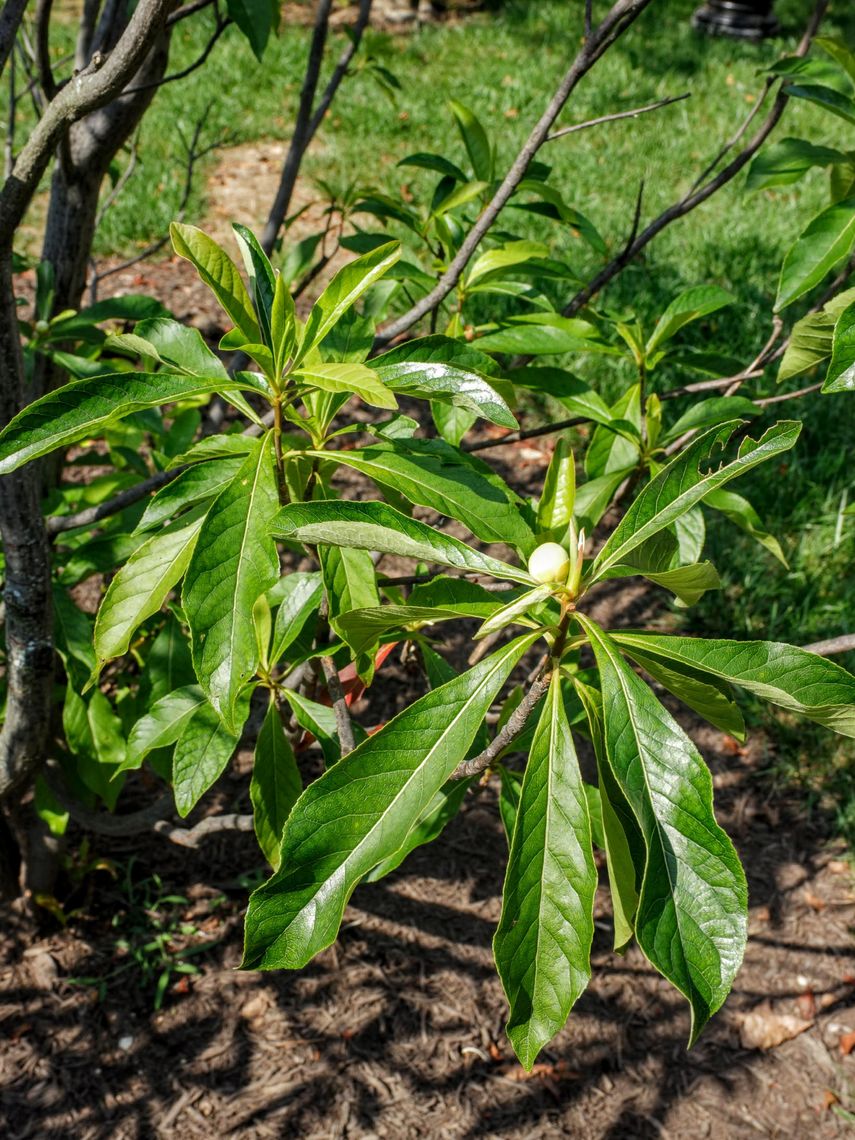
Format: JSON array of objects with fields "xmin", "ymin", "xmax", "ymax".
[{"xmin": 2, "ymin": 703, "xmax": 855, "ymax": 1138}]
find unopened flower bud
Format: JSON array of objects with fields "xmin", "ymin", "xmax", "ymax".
[{"xmin": 527, "ymin": 542, "xmax": 571, "ymax": 585}]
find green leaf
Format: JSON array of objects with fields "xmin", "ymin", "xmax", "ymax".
[
  {"xmin": 293, "ymin": 360, "xmax": 397, "ymax": 411},
  {"xmin": 321, "ymin": 545, "xmax": 380, "ymax": 674},
  {"xmin": 123, "ymin": 685, "xmax": 207, "ymax": 770},
  {"xmin": 466, "ymin": 241, "xmax": 550, "ymax": 287},
  {"xmin": 585, "ymin": 384, "xmax": 642, "ymax": 480},
  {"xmin": 815, "ymin": 35, "xmax": 855, "ymax": 86},
  {"xmin": 110, "ymin": 318, "xmax": 229, "ymax": 379},
  {"xmin": 591, "ymin": 421, "xmax": 801, "ymax": 581},
  {"xmin": 232, "ymin": 223, "xmax": 276, "ymax": 346},
  {"xmin": 372, "ymin": 336, "xmax": 517, "ymax": 429},
  {"xmin": 366, "ymin": 777, "xmax": 472, "ymax": 882},
  {"xmin": 475, "ymin": 314, "xmax": 616, "ymax": 357},
  {"xmin": 776, "ymin": 196, "xmax": 855, "ymax": 310},
  {"xmin": 183, "ymin": 436, "xmax": 280, "ymax": 730},
  {"xmin": 170, "ymin": 223, "xmax": 261, "ymax": 343},
  {"xmin": 272, "ymin": 500, "xmax": 533, "ymax": 584},
  {"xmin": 616, "ymin": 642, "xmax": 745, "ymax": 740},
  {"xmin": 270, "ymin": 271, "xmax": 297, "ymax": 373},
  {"xmin": 173, "ymin": 700, "xmax": 241, "ymax": 817},
  {"xmin": 823, "ymin": 299, "xmax": 855, "ymax": 392},
  {"xmin": 646, "ymin": 285, "xmax": 735, "ymax": 356},
  {"xmin": 494, "ymin": 674, "xmax": 596, "ymax": 1068},
  {"xmin": 398, "ymin": 151, "xmax": 467, "ymax": 181},
  {"xmin": 784, "ymin": 82, "xmax": 855, "ymax": 126},
  {"xmin": 270, "ymin": 572, "xmax": 323, "ymax": 664},
  {"xmin": 580, "ymin": 618, "xmax": 747, "ymax": 1043},
  {"xmin": 449, "ymin": 99, "xmax": 493, "ymax": 182},
  {"xmin": 136, "ymin": 456, "xmax": 248, "ymax": 533},
  {"xmin": 323, "ymin": 438, "xmax": 535, "ymax": 552},
  {"xmin": 298, "ymin": 242, "xmax": 400, "ymax": 360},
  {"xmin": 573, "ymin": 468, "xmax": 634, "ymax": 532},
  {"xmin": 242, "ymin": 634, "xmax": 538, "ymax": 968},
  {"xmin": 93, "ymin": 509, "xmax": 204, "ymax": 670},
  {"xmin": 537, "ymin": 437, "xmax": 575, "ymax": 540},
  {"xmin": 251, "ymin": 699, "xmax": 302, "ymax": 869},
  {"xmin": 0, "ymin": 372, "xmax": 253, "ymax": 475},
  {"xmin": 610, "ymin": 632, "xmax": 855, "ymax": 738},
  {"xmin": 575, "ymin": 681, "xmax": 641, "ymax": 952},
  {"xmin": 662, "ymin": 397, "xmax": 759, "ymax": 443},
  {"xmin": 226, "ymin": 0, "xmax": 276, "ymax": 59},
  {"xmin": 778, "ymin": 286, "xmax": 855, "ymax": 382},
  {"xmin": 746, "ymin": 137, "xmax": 847, "ymax": 191},
  {"xmin": 703, "ymin": 488, "xmax": 787, "ymax": 565},
  {"xmin": 601, "ymin": 560, "xmax": 721, "ymax": 607}
]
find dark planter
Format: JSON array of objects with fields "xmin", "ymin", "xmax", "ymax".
[{"xmin": 693, "ymin": 0, "xmax": 779, "ymax": 41}]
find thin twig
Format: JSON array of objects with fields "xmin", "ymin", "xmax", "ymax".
[
  {"xmin": 320, "ymin": 654, "xmax": 356, "ymax": 754},
  {"xmin": 560, "ymin": 0, "xmax": 829, "ymax": 322},
  {"xmin": 450, "ymin": 672, "xmax": 550, "ymax": 781},
  {"xmin": 122, "ymin": 14, "xmax": 230, "ymax": 96},
  {"xmin": 373, "ymin": 0, "xmax": 656, "ymax": 347},
  {"xmin": 46, "ymin": 467, "xmax": 181, "ymax": 535},
  {"xmin": 0, "ymin": 0, "xmax": 27, "ymax": 81},
  {"xmin": 167, "ymin": 0, "xmax": 216, "ymax": 26},
  {"xmin": 34, "ymin": 0, "xmax": 56, "ymax": 100},
  {"xmin": 546, "ymin": 93, "xmax": 690, "ymax": 143},
  {"xmin": 464, "ymin": 414, "xmax": 588, "ymax": 452},
  {"xmin": 261, "ymin": 0, "xmax": 334, "ymax": 253},
  {"xmin": 755, "ymin": 381, "xmax": 822, "ymax": 407},
  {"xmin": 153, "ymin": 813, "xmax": 254, "ymax": 846},
  {"xmin": 802, "ymin": 634, "xmax": 855, "ymax": 657}
]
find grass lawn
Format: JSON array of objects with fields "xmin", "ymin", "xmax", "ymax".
[{"xmin": 27, "ymin": 0, "xmax": 855, "ymax": 837}]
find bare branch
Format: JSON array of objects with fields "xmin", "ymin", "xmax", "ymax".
[
  {"xmin": 319, "ymin": 654, "xmax": 356, "ymax": 754},
  {"xmin": 153, "ymin": 812, "xmax": 254, "ymax": 847},
  {"xmin": 562, "ymin": 0, "xmax": 830, "ymax": 321},
  {"xmin": 34, "ymin": 0, "xmax": 56, "ymax": 100},
  {"xmin": 0, "ymin": 0, "xmax": 175, "ymax": 246},
  {"xmin": 306, "ymin": 0, "xmax": 373, "ymax": 140},
  {"xmin": 167, "ymin": 0, "xmax": 216, "ymax": 26},
  {"xmin": 373, "ymin": 0, "xmax": 656, "ymax": 347},
  {"xmin": 261, "ymin": 0, "xmax": 333, "ymax": 254},
  {"xmin": 451, "ymin": 672, "xmax": 550, "ymax": 781},
  {"xmin": 755, "ymin": 381, "xmax": 823, "ymax": 407},
  {"xmin": 47, "ymin": 466, "xmax": 181, "ymax": 535},
  {"xmin": 546, "ymin": 92, "xmax": 689, "ymax": 143},
  {"xmin": 122, "ymin": 14, "xmax": 229, "ymax": 96},
  {"xmin": 0, "ymin": 0, "xmax": 27, "ymax": 81},
  {"xmin": 802, "ymin": 634, "xmax": 855, "ymax": 658},
  {"xmin": 464, "ymin": 413, "xmax": 588, "ymax": 453}
]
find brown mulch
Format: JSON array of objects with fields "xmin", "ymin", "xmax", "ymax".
[{"xmin": 1, "ymin": 709, "xmax": 855, "ymax": 1139}]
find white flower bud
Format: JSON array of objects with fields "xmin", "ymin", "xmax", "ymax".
[{"xmin": 527, "ymin": 542, "xmax": 571, "ymax": 585}]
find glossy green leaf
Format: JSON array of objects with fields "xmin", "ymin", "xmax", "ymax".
[
  {"xmin": 776, "ymin": 196, "xmax": 855, "ymax": 310},
  {"xmin": 494, "ymin": 673, "xmax": 596, "ymax": 1068},
  {"xmin": 602, "ymin": 560, "xmax": 720, "ymax": 607},
  {"xmin": 784, "ymin": 82, "xmax": 855, "ymax": 126},
  {"xmin": 170, "ymin": 222, "xmax": 261, "ymax": 343},
  {"xmin": 662, "ymin": 397, "xmax": 759, "ymax": 443},
  {"xmin": 110, "ymin": 318, "xmax": 229, "ymax": 379},
  {"xmin": 537, "ymin": 437, "xmax": 575, "ymax": 540},
  {"xmin": 823, "ymin": 299, "xmax": 855, "ymax": 392},
  {"xmin": 242, "ymin": 634, "xmax": 538, "ymax": 968},
  {"xmin": 591, "ymin": 421, "xmax": 801, "ymax": 581},
  {"xmin": 778, "ymin": 286, "xmax": 855, "ymax": 381},
  {"xmin": 272, "ymin": 499, "xmax": 533, "ymax": 584},
  {"xmin": 746, "ymin": 137, "xmax": 846, "ymax": 191},
  {"xmin": 581, "ymin": 618, "xmax": 747, "ymax": 1043},
  {"xmin": 475, "ymin": 314, "xmax": 616, "ymax": 357},
  {"xmin": 124, "ymin": 684, "xmax": 207, "ymax": 770},
  {"xmin": 584, "ymin": 384, "xmax": 642, "ymax": 480},
  {"xmin": 298, "ymin": 241, "xmax": 400, "ymax": 359},
  {"xmin": 173, "ymin": 700, "xmax": 241, "ymax": 817},
  {"xmin": 703, "ymin": 488, "xmax": 787, "ymax": 565},
  {"xmin": 251, "ymin": 699, "xmax": 302, "ymax": 869},
  {"xmin": 646, "ymin": 285, "xmax": 735, "ymax": 356},
  {"xmin": 136, "ymin": 457, "xmax": 247, "ymax": 533},
  {"xmin": 270, "ymin": 271, "xmax": 297, "ymax": 373},
  {"xmin": 94, "ymin": 509, "xmax": 204, "ymax": 669},
  {"xmin": 610, "ymin": 632, "xmax": 855, "ymax": 738},
  {"xmin": 0, "ymin": 372, "xmax": 251, "ymax": 475},
  {"xmin": 573, "ymin": 468, "xmax": 634, "ymax": 532},
  {"xmin": 372, "ymin": 336, "xmax": 516, "ymax": 429},
  {"xmin": 366, "ymin": 777, "xmax": 473, "ymax": 882},
  {"xmin": 226, "ymin": 0, "xmax": 277, "ymax": 59},
  {"xmin": 321, "ymin": 545, "xmax": 380, "ymax": 675},
  {"xmin": 449, "ymin": 99, "xmax": 493, "ymax": 182},
  {"xmin": 270, "ymin": 572, "xmax": 323, "ymax": 664},
  {"xmin": 466, "ymin": 241, "xmax": 549, "ymax": 286},
  {"xmin": 183, "ymin": 436, "xmax": 280, "ymax": 730},
  {"xmin": 293, "ymin": 361, "xmax": 397, "ymax": 411},
  {"xmin": 508, "ymin": 368, "xmax": 614, "ymax": 427},
  {"xmin": 321, "ymin": 438, "xmax": 535, "ymax": 552},
  {"xmin": 233, "ymin": 223, "xmax": 276, "ymax": 346}
]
